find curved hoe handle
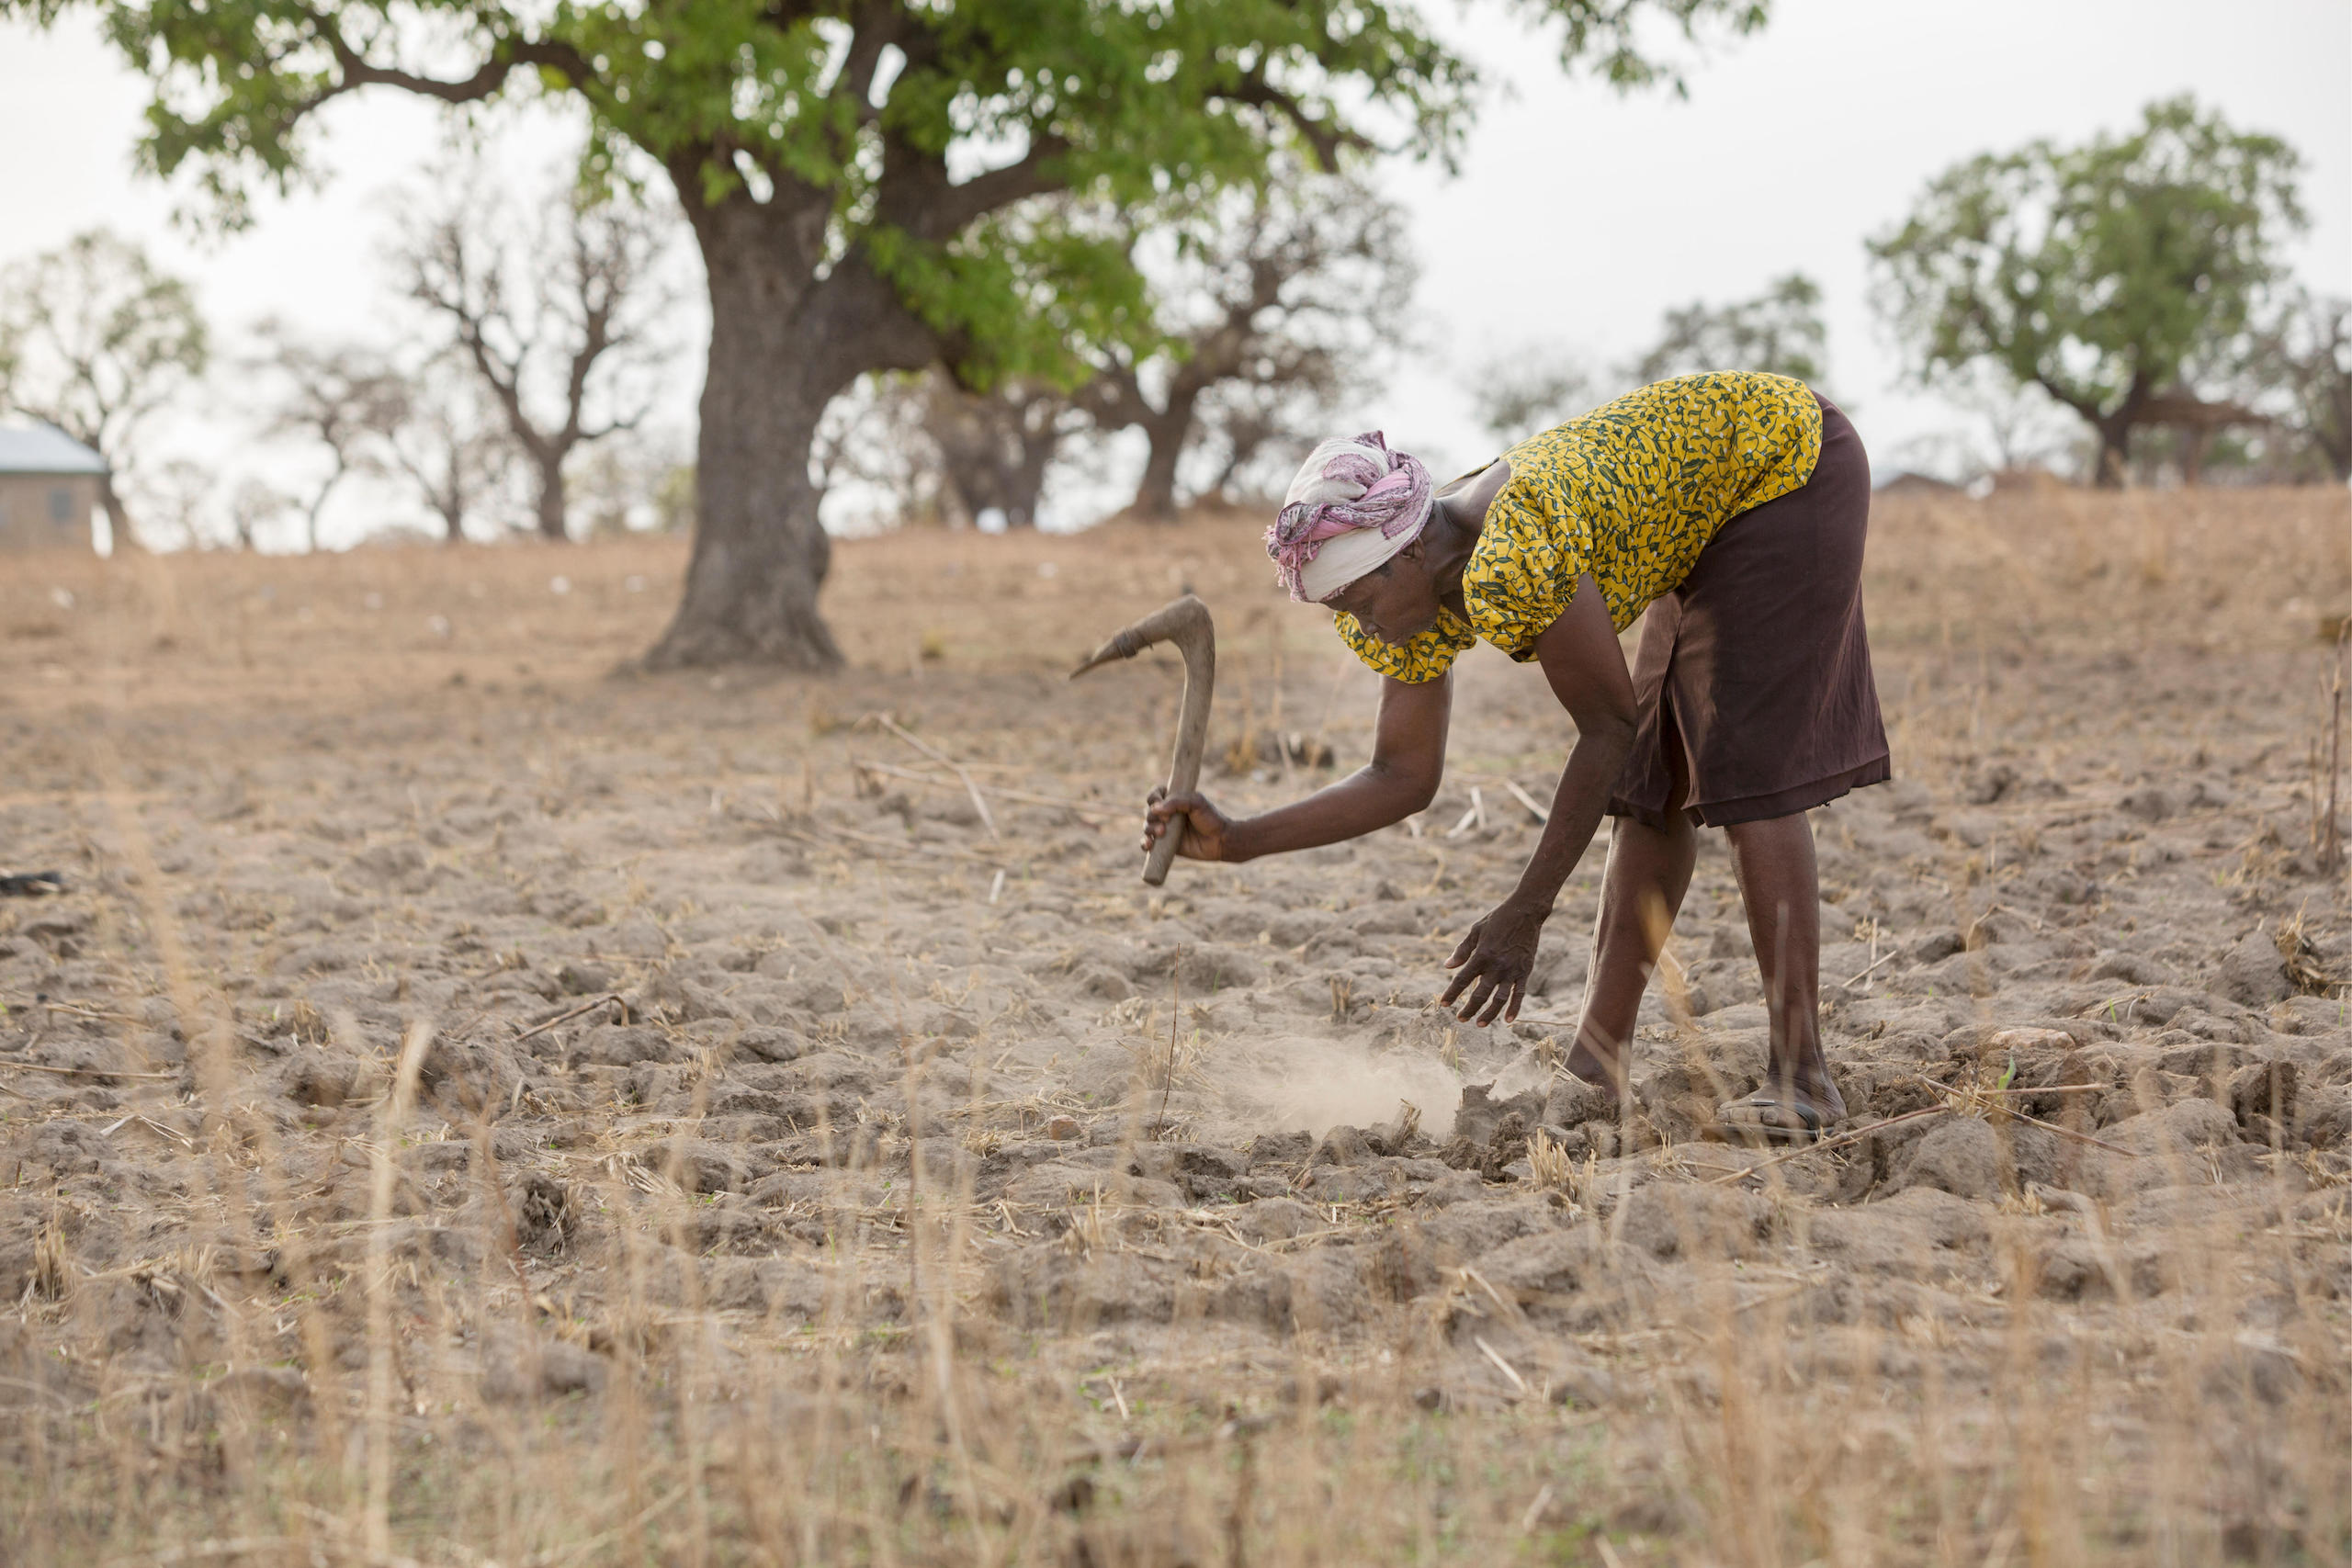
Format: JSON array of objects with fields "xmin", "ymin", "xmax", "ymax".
[{"xmin": 1069, "ymin": 594, "xmax": 1216, "ymax": 886}]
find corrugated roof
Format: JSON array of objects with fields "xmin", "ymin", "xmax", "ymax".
[{"xmin": 0, "ymin": 420, "xmax": 108, "ymax": 476}]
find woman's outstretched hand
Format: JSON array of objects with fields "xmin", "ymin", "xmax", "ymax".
[
  {"xmin": 1143, "ymin": 787, "xmax": 1238, "ymax": 862},
  {"xmin": 1442, "ymin": 899, "xmax": 1547, "ymax": 1025}
]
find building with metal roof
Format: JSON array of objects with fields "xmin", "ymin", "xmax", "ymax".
[{"xmin": 0, "ymin": 418, "xmax": 107, "ymax": 551}]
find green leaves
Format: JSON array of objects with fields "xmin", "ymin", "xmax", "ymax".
[
  {"xmin": 1523, "ymin": 0, "xmax": 1769, "ymax": 94},
  {"xmin": 28, "ymin": 0, "xmax": 1769, "ymax": 357},
  {"xmin": 1868, "ymin": 95, "xmax": 2306, "ymax": 443}
]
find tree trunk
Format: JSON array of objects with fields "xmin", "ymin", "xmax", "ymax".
[
  {"xmin": 2178, "ymin": 425, "xmax": 2208, "ymax": 487},
  {"xmin": 96, "ymin": 475, "xmax": 142, "ymax": 554},
  {"xmin": 643, "ymin": 242, "xmax": 842, "ymax": 670},
  {"xmin": 647, "ymin": 396, "xmax": 836, "ymax": 668},
  {"xmin": 535, "ymin": 458, "xmax": 570, "ymax": 541},
  {"xmin": 2316, "ymin": 390, "xmax": 2350, "ymax": 481},
  {"xmin": 640, "ymin": 182, "xmax": 937, "ymax": 670},
  {"xmin": 1007, "ymin": 446, "xmax": 1050, "ymax": 528},
  {"xmin": 1132, "ymin": 388, "xmax": 1202, "ymax": 523},
  {"xmin": 2092, "ymin": 414, "xmax": 2133, "ymax": 489},
  {"xmin": 2089, "ymin": 373, "xmax": 2154, "ymax": 490}
]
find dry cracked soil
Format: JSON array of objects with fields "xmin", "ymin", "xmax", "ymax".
[{"xmin": 2, "ymin": 487, "xmax": 2348, "ymax": 1565}]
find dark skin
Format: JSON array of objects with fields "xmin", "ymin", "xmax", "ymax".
[{"xmin": 1145, "ymin": 463, "xmax": 1846, "ymax": 1132}]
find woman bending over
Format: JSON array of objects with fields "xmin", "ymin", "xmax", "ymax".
[{"xmin": 1144, "ymin": 371, "xmax": 1888, "ymax": 1143}]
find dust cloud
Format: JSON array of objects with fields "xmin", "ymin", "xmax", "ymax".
[{"xmin": 1209, "ymin": 1034, "xmax": 1468, "ymax": 1139}]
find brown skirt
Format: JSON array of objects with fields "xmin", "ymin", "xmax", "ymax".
[{"xmin": 1607, "ymin": 395, "xmax": 1891, "ymax": 829}]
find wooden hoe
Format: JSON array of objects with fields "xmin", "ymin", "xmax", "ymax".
[{"xmin": 1069, "ymin": 594, "xmax": 1217, "ymax": 886}]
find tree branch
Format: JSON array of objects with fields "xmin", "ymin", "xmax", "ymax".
[
  {"xmin": 2031, "ymin": 374, "xmax": 2107, "ymax": 428},
  {"xmin": 895, "ymin": 134, "xmax": 1071, "ymax": 243},
  {"xmin": 289, "ymin": 13, "xmax": 598, "ymax": 129},
  {"xmin": 1219, "ymin": 74, "xmax": 1367, "ymax": 173},
  {"xmin": 837, "ymin": 0, "xmax": 908, "ymax": 125}
]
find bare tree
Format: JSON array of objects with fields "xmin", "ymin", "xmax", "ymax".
[
  {"xmin": 832, "ymin": 166, "xmax": 1414, "ymax": 533},
  {"xmin": 400, "ymin": 170, "xmax": 669, "ymax": 542},
  {"xmin": 372, "ymin": 355, "xmax": 514, "ymax": 545},
  {"xmin": 253, "ymin": 321, "xmax": 405, "ymax": 551},
  {"xmin": 0, "ymin": 231, "xmax": 207, "ymax": 549},
  {"xmin": 128, "ymin": 457, "xmax": 214, "ymax": 551},
  {"xmin": 1086, "ymin": 165, "xmax": 1417, "ymax": 521},
  {"xmin": 803, "ymin": 371, "xmax": 950, "ymax": 535},
  {"xmin": 1902, "ymin": 362, "xmax": 2082, "ymax": 480},
  {"xmin": 2241, "ymin": 288, "xmax": 2352, "ymax": 481},
  {"xmin": 1191, "ymin": 377, "xmax": 1315, "ymax": 502},
  {"xmin": 226, "ymin": 478, "xmax": 292, "ymax": 552},
  {"xmin": 918, "ymin": 375, "xmax": 1086, "ymax": 529}
]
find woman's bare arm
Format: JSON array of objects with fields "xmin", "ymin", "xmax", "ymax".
[
  {"xmin": 1143, "ymin": 671, "xmax": 1451, "ymax": 862},
  {"xmin": 1440, "ymin": 572, "xmax": 1639, "ymax": 1023}
]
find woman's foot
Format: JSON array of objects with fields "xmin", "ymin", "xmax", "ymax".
[
  {"xmin": 1714, "ymin": 1086, "xmax": 1839, "ymax": 1146},
  {"xmin": 1562, "ymin": 1038, "xmax": 1627, "ymax": 1100}
]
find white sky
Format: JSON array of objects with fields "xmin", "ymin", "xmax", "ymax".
[{"xmin": 2, "ymin": 0, "xmax": 2347, "ymax": 545}]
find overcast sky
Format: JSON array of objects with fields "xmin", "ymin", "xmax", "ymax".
[{"xmin": 2, "ymin": 0, "xmax": 2346, "ymax": 545}]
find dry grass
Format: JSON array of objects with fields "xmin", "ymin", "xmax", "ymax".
[{"xmin": 0, "ymin": 485, "xmax": 2347, "ymax": 1566}]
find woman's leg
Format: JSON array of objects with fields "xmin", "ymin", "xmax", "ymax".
[
  {"xmin": 1724, "ymin": 811, "xmax": 1846, "ymax": 1122},
  {"xmin": 1566, "ymin": 721, "xmax": 1695, "ymax": 1091}
]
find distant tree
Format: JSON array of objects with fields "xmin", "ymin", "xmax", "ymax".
[
  {"xmin": 1471, "ymin": 349, "xmax": 1599, "ymax": 443},
  {"xmin": 1870, "ymin": 96, "xmax": 2304, "ymax": 487},
  {"xmin": 399, "ymin": 170, "xmax": 668, "ymax": 543},
  {"xmin": 1472, "ymin": 275, "xmax": 1825, "ymax": 448},
  {"xmin": 124, "ymin": 457, "xmax": 214, "ymax": 551},
  {"xmin": 1634, "ymin": 271, "xmax": 1826, "ymax": 386},
  {"xmin": 225, "ymin": 477, "xmax": 291, "ymax": 551},
  {"xmin": 1945, "ymin": 366, "xmax": 2077, "ymax": 478},
  {"xmin": 804, "ymin": 373, "xmax": 949, "ymax": 535},
  {"xmin": 2124, "ymin": 383, "xmax": 2268, "ymax": 486},
  {"xmin": 650, "ymin": 465, "xmax": 695, "ymax": 536},
  {"xmin": 373, "ymin": 356, "xmax": 514, "ymax": 545},
  {"xmin": 1084, "ymin": 167, "xmax": 1417, "ymax": 521},
  {"xmin": 571, "ymin": 434, "xmax": 686, "ymax": 538},
  {"xmin": 919, "ymin": 375, "xmax": 1080, "ymax": 530},
  {"xmin": 253, "ymin": 321, "xmax": 406, "ymax": 552},
  {"xmin": 0, "ymin": 231, "xmax": 207, "ymax": 548},
  {"xmin": 894, "ymin": 165, "xmax": 1414, "ymax": 527},
  {"xmin": 1190, "ymin": 374, "xmax": 1326, "ymax": 502},
  {"xmin": 2240, "ymin": 288, "xmax": 2352, "ymax": 482},
  {"xmin": 571, "ymin": 444, "xmax": 637, "ymax": 539}
]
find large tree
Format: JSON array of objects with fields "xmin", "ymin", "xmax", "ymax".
[
  {"xmin": 22, "ymin": 0, "xmax": 1764, "ymax": 664},
  {"xmin": 0, "ymin": 231, "xmax": 208, "ymax": 549},
  {"xmin": 1869, "ymin": 96, "xmax": 2304, "ymax": 487}
]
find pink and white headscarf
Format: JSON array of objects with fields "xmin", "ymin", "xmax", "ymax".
[{"xmin": 1265, "ymin": 432, "xmax": 1434, "ymax": 604}]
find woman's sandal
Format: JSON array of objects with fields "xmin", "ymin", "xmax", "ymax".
[{"xmin": 1714, "ymin": 1094, "xmax": 1827, "ymax": 1146}]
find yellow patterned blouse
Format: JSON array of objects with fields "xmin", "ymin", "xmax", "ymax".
[{"xmin": 1336, "ymin": 371, "xmax": 1823, "ymax": 682}]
